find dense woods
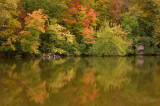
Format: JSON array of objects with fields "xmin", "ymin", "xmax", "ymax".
[{"xmin": 0, "ymin": 0, "xmax": 160, "ymax": 57}]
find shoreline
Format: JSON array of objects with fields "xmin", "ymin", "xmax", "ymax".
[{"xmin": 0, "ymin": 54, "xmax": 160, "ymax": 59}]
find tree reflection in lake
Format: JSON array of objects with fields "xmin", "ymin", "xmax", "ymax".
[{"xmin": 0, "ymin": 56, "xmax": 160, "ymax": 106}]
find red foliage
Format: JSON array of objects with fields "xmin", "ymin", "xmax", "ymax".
[
  {"xmin": 62, "ymin": 0, "xmax": 97, "ymax": 44},
  {"xmin": 44, "ymin": 24, "xmax": 48, "ymax": 30},
  {"xmin": 82, "ymin": 71, "xmax": 98, "ymax": 103},
  {"xmin": 16, "ymin": 0, "xmax": 27, "ymax": 33},
  {"xmin": 109, "ymin": 0, "xmax": 122, "ymax": 25}
]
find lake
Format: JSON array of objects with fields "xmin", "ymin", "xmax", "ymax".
[{"xmin": 0, "ymin": 56, "xmax": 160, "ymax": 106}]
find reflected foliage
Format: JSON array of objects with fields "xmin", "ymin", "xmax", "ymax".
[{"xmin": 1, "ymin": 57, "xmax": 160, "ymax": 105}]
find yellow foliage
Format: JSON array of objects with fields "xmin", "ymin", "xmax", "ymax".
[
  {"xmin": 19, "ymin": 9, "xmax": 48, "ymax": 54},
  {"xmin": 0, "ymin": 0, "xmax": 20, "ymax": 51},
  {"xmin": 153, "ymin": 0, "xmax": 160, "ymax": 44},
  {"xmin": 48, "ymin": 20, "xmax": 76, "ymax": 44}
]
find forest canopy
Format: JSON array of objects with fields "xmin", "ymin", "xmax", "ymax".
[{"xmin": 0, "ymin": 0, "xmax": 160, "ymax": 57}]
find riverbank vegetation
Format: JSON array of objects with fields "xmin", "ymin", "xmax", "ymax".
[{"xmin": 0, "ymin": 0, "xmax": 160, "ymax": 57}]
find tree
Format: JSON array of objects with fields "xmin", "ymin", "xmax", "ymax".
[
  {"xmin": 128, "ymin": 0, "xmax": 158, "ymax": 37},
  {"xmin": 120, "ymin": 12, "xmax": 139, "ymax": 38},
  {"xmin": 89, "ymin": 22, "xmax": 131, "ymax": 56},
  {"xmin": 40, "ymin": 19, "xmax": 80, "ymax": 55},
  {"xmin": 62, "ymin": 0, "xmax": 97, "ymax": 44},
  {"xmin": 0, "ymin": 0, "xmax": 20, "ymax": 53},
  {"xmin": 16, "ymin": 0, "xmax": 27, "ymax": 33},
  {"xmin": 22, "ymin": 0, "xmax": 67, "ymax": 22},
  {"xmin": 109, "ymin": 0, "xmax": 122, "ymax": 25},
  {"xmin": 153, "ymin": 0, "xmax": 160, "ymax": 45},
  {"xmin": 20, "ymin": 9, "xmax": 47, "ymax": 54},
  {"xmin": 93, "ymin": 0, "xmax": 111, "ymax": 29}
]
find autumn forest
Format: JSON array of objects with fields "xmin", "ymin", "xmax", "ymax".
[
  {"xmin": 0, "ymin": 0, "xmax": 160, "ymax": 57},
  {"xmin": 1, "ymin": 0, "xmax": 160, "ymax": 105}
]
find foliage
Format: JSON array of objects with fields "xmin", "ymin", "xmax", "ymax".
[
  {"xmin": 62, "ymin": 0, "xmax": 97, "ymax": 44},
  {"xmin": 93, "ymin": 0, "xmax": 111, "ymax": 29},
  {"xmin": 89, "ymin": 22, "xmax": 131, "ymax": 56},
  {"xmin": 137, "ymin": 18, "xmax": 154, "ymax": 37},
  {"xmin": 153, "ymin": 0, "xmax": 160, "ymax": 45},
  {"xmin": 154, "ymin": 16, "xmax": 160, "ymax": 44},
  {"xmin": 40, "ymin": 19, "xmax": 80, "ymax": 55},
  {"xmin": 109, "ymin": 0, "xmax": 122, "ymax": 24},
  {"xmin": 120, "ymin": 12, "xmax": 139, "ymax": 38},
  {"xmin": 134, "ymin": 37, "xmax": 160, "ymax": 55},
  {"xmin": 0, "ymin": 0, "xmax": 160, "ymax": 56},
  {"xmin": 0, "ymin": 0, "xmax": 20, "ymax": 53},
  {"xmin": 130, "ymin": 0, "xmax": 157, "ymax": 38},
  {"xmin": 22, "ymin": 0, "xmax": 67, "ymax": 21},
  {"xmin": 16, "ymin": 0, "xmax": 27, "ymax": 33},
  {"xmin": 20, "ymin": 9, "xmax": 47, "ymax": 54}
]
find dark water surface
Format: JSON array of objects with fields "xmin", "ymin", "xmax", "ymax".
[{"xmin": 0, "ymin": 56, "xmax": 160, "ymax": 106}]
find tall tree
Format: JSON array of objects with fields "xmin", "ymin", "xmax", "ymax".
[
  {"xmin": 22, "ymin": 0, "xmax": 67, "ymax": 22},
  {"xmin": 20, "ymin": 9, "xmax": 47, "ymax": 54},
  {"xmin": 0, "ymin": 0, "xmax": 20, "ymax": 52},
  {"xmin": 93, "ymin": 0, "xmax": 112, "ymax": 29},
  {"xmin": 109, "ymin": 0, "xmax": 122, "ymax": 25},
  {"xmin": 16, "ymin": 0, "xmax": 27, "ymax": 33},
  {"xmin": 125, "ymin": 0, "xmax": 157, "ymax": 37},
  {"xmin": 153, "ymin": 0, "xmax": 160, "ymax": 44},
  {"xmin": 62, "ymin": 0, "xmax": 97, "ymax": 44},
  {"xmin": 40, "ymin": 19, "xmax": 79, "ymax": 55}
]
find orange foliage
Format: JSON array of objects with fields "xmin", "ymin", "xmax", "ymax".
[
  {"xmin": 62, "ymin": 0, "xmax": 97, "ymax": 44},
  {"xmin": 19, "ymin": 9, "xmax": 48, "ymax": 54},
  {"xmin": 82, "ymin": 70, "xmax": 98, "ymax": 103},
  {"xmin": 25, "ymin": 9, "xmax": 47, "ymax": 32},
  {"xmin": 62, "ymin": 68, "xmax": 98, "ymax": 106},
  {"xmin": 27, "ymin": 81, "xmax": 49, "ymax": 104}
]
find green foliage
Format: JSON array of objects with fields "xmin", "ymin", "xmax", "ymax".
[
  {"xmin": 125, "ymin": 0, "xmax": 157, "ymax": 37},
  {"xmin": 93, "ymin": 0, "xmax": 111, "ymax": 29},
  {"xmin": 40, "ymin": 19, "xmax": 80, "ymax": 55},
  {"xmin": 22, "ymin": 0, "xmax": 67, "ymax": 22},
  {"xmin": 138, "ymin": 18, "xmax": 154, "ymax": 37},
  {"xmin": 76, "ymin": 42, "xmax": 92, "ymax": 55},
  {"xmin": 134, "ymin": 37, "xmax": 160, "ymax": 55},
  {"xmin": 153, "ymin": 0, "xmax": 160, "ymax": 44},
  {"xmin": 89, "ymin": 22, "xmax": 131, "ymax": 56},
  {"xmin": 0, "ymin": 0, "xmax": 20, "ymax": 53},
  {"xmin": 120, "ymin": 12, "xmax": 139, "ymax": 38},
  {"xmin": 90, "ymin": 57, "xmax": 131, "ymax": 91},
  {"xmin": 0, "ymin": 0, "xmax": 160, "ymax": 56},
  {"xmin": 20, "ymin": 9, "xmax": 47, "ymax": 54}
]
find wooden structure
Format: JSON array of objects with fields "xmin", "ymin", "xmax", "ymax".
[{"xmin": 137, "ymin": 43, "xmax": 145, "ymax": 55}]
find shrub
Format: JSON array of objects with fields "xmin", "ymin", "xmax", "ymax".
[
  {"xmin": 89, "ymin": 22, "xmax": 131, "ymax": 56},
  {"xmin": 134, "ymin": 37, "xmax": 160, "ymax": 55}
]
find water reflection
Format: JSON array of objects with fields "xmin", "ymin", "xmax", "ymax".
[
  {"xmin": 0, "ymin": 57, "xmax": 160, "ymax": 106},
  {"xmin": 137, "ymin": 56, "xmax": 145, "ymax": 66}
]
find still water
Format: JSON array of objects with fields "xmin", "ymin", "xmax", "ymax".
[{"xmin": 0, "ymin": 56, "xmax": 160, "ymax": 106}]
